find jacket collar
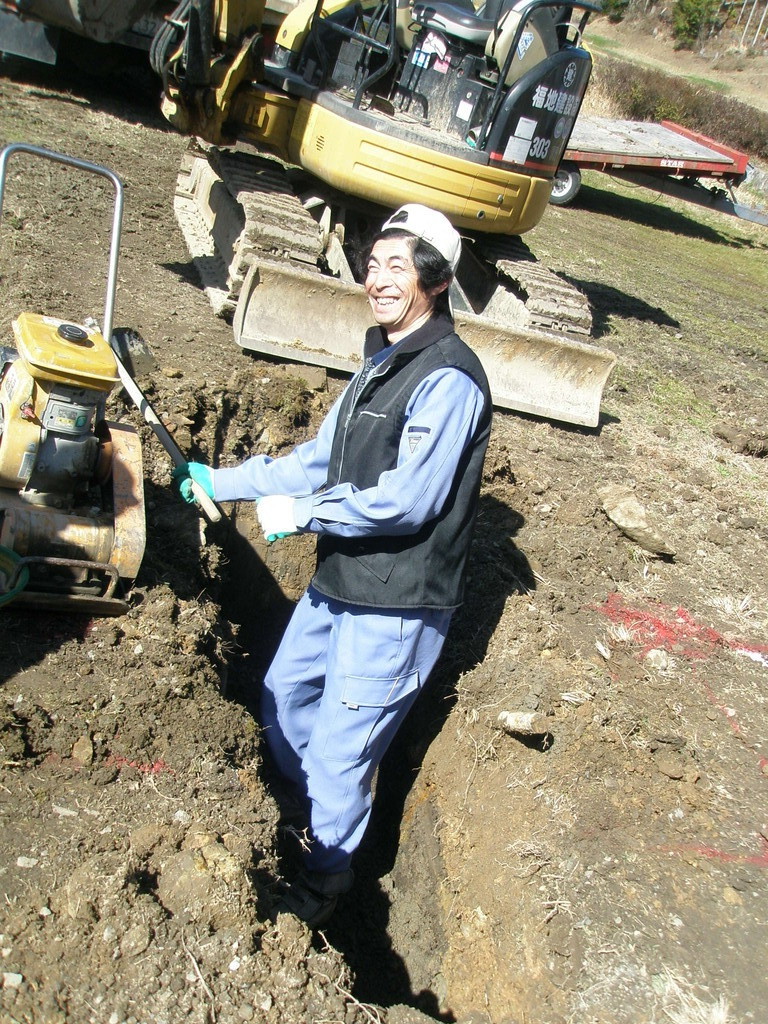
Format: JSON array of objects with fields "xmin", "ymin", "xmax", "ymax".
[{"xmin": 362, "ymin": 312, "xmax": 455, "ymax": 363}]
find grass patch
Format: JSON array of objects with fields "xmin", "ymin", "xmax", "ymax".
[
  {"xmin": 532, "ymin": 168, "xmax": 768, "ymax": 434},
  {"xmin": 650, "ymin": 378, "xmax": 714, "ymax": 427},
  {"xmin": 685, "ymin": 74, "xmax": 731, "ymax": 94},
  {"xmin": 603, "ymin": 350, "xmax": 716, "ymax": 428},
  {"xmin": 587, "ymin": 33, "xmax": 624, "ymax": 51}
]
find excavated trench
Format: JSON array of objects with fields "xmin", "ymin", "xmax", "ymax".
[
  {"xmin": 164, "ymin": 360, "xmax": 542, "ymax": 1021},
  {"xmin": 216, "ymin": 501, "xmax": 457, "ymax": 1019}
]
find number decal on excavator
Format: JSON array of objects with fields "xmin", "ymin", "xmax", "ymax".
[{"xmin": 529, "ymin": 137, "xmax": 551, "ymax": 160}]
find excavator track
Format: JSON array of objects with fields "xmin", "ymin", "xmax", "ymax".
[
  {"xmin": 476, "ymin": 235, "xmax": 593, "ymax": 338},
  {"xmin": 174, "ymin": 144, "xmax": 324, "ymax": 316},
  {"xmin": 176, "ymin": 145, "xmax": 592, "ymax": 338}
]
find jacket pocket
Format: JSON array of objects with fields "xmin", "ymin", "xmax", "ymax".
[{"xmin": 356, "ymin": 550, "xmax": 396, "ymax": 584}]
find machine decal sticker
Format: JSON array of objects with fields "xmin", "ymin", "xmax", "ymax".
[
  {"xmin": 503, "ymin": 136, "xmax": 532, "ymax": 165},
  {"xmin": 19, "ymin": 447, "xmax": 37, "ymax": 483},
  {"xmin": 502, "ymin": 114, "xmax": 538, "ymax": 163},
  {"xmin": 2, "ymin": 363, "xmax": 19, "ymax": 401},
  {"xmin": 455, "ymin": 98, "xmax": 474, "ymax": 122},
  {"xmin": 514, "ymin": 116, "xmax": 537, "ymax": 140},
  {"xmin": 517, "ymin": 31, "xmax": 534, "ymax": 60},
  {"xmin": 563, "ymin": 61, "xmax": 577, "ymax": 88},
  {"xmin": 413, "ymin": 32, "xmax": 450, "ymax": 73}
]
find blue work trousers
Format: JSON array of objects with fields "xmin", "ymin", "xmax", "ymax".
[{"xmin": 261, "ymin": 584, "xmax": 452, "ymax": 874}]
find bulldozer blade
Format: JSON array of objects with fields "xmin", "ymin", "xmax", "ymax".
[
  {"xmin": 453, "ymin": 311, "xmax": 616, "ymax": 428},
  {"xmin": 234, "ymin": 260, "xmax": 616, "ymax": 429}
]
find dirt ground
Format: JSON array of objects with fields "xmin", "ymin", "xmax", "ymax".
[{"xmin": 1, "ymin": 32, "xmax": 767, "ymax": 1024}]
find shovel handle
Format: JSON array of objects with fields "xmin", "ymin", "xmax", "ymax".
[
  {"xmin": 109, "ymin": 334, "xmax": 223, "ymax": 525},
  {"xmin": 189, "ymin": 480, "xmax": 222, "ymax": 523}
]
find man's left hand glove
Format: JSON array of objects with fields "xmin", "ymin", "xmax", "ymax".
[{"xmin": 257, "ymin": 495, "xmax": 298, "ymax": 543}]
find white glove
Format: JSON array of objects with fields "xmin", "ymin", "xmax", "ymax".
[{"xmin": 257, "ymin": 495, "xmax": 298, "ymax": 543}]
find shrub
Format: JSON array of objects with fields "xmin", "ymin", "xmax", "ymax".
[{"xmin": 601, "ymin": 0, "xmax": 631, "ymax": 22}]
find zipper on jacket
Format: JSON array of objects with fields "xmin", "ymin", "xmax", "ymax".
[{"xmin": 335, "ymin": 359, "xmax": 391, "ymax": 485}]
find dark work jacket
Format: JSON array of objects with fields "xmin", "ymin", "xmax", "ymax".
[{"xmin": 311, "ymin": 313, "xmax": 492, "ymax": 610}]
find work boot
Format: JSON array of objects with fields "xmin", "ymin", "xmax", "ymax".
[{"xmin": 270, "ymin": 868, "xmax": 354, "ymax": 929}]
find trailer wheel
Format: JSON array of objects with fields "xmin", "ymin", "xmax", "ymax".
[{"xmin": 549, "ymin": 163, "xmax": 582, "ymax": 206}]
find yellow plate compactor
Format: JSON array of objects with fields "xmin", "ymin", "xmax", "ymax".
[{"xmin": 0, "ymin": 144, "xmax": 146, "ymax": 615}]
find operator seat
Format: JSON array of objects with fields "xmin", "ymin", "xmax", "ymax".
[
  {"xmin": 410, "ymin": 0, "xmax": 560, "ymax": 83},
  {"xmin": 410, "ymin": 0, "xmax": 497, "ymax": 45},
  {"xmin": 484, "ymin": 0, "xmax": 560, "ymax": 85}
]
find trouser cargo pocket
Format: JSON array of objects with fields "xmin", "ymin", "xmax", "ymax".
[{"xmin": 321, "ymin": 670, "xmax": 420, "ymax": 764}]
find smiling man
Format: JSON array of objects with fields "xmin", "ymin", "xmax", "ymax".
[{"xmin": 174, "ymin": 204, "xmax": 493, "ymax": 927}]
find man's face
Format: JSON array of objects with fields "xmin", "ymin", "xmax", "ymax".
[{"xmin": 364, "ymin": 237, "xmax": 442, "ymax": 339}]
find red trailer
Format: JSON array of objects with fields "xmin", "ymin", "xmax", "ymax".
[{"xmin": 550, "ymin": 116, "xmax": 767, "ymax": 225}]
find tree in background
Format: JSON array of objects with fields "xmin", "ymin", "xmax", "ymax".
[
  {"xmin": 673, "ymin": 0, "xmax": 722, "ymax": 47},
  {"xmin": 595, "ymin": 0, "xmax": 768, "ymax": 50}
]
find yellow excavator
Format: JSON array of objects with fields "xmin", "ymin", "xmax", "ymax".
[{"xmin": 151, "ymin": 0, "xmax": 615, "ymax": 426}]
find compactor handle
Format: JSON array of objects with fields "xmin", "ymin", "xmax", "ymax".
[
  {"xmin": 0, "ymin": 142, "xmax": 124, "ymax": 347},
  {"xmin": 107, "ymin": 338, "xmax": 223, "ymax": 525}
]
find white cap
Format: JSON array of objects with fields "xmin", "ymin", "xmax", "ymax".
[{"xmin": 381, "ymin": 204, "xmax": 462, "ymax": 272}]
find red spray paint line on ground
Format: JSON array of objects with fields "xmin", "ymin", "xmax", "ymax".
[
  {"xmin": 660, "ymin": 833, "xmax": 768, "ymax": 867},
  {"xmin": 106, "ymin": 754, "xmax": 175, "ymax": 775},
  {"xmin": 598, "ymin": 593, "xmax": 768, "ymax": 867},
  {"xmin": 597, "ymin": 592, "xmax": 768, "ymax": 663}
]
